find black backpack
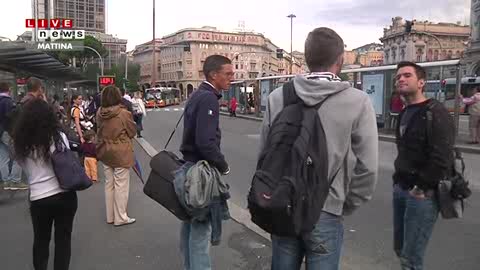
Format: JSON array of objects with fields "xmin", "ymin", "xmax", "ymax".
[{"xmin": 248, "ymin": 81, "xmax": 341, "ymax": 237}]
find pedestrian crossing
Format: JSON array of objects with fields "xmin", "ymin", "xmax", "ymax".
[{"xmin": 146, "ymin": 107, "xmax": 184, "ymax": 112}]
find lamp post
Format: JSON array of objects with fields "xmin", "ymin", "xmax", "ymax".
[
  {"xmin": 152, "ymin": 0, "xmax": 156, "ymax": 88},
  {"xmin": 287, "ymin": 14, "xmax": 296, "ymax": 75}
]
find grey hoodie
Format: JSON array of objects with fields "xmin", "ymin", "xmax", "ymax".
[{"xmin": 259, "ymin": 74, "xmax": 378, "ymax": 216}]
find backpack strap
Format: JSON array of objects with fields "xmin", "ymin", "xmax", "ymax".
[{"xmin": 282, "ymin": 81, "xmax": 301, "ymax": 107}]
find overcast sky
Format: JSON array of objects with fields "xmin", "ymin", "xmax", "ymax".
[{"xmin": 0, "ymin": 0, "xmax": 471, "ymax": 51}]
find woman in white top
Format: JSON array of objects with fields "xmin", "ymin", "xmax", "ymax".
[
  {"xmin": 13, "ymin": 99, "xmax": 77, "ymax": 270},
  {"xmin": 131, "ymin": 91, "xmax": 147, "ymax": 138}
]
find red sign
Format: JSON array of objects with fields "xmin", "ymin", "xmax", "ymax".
[
  {"xmin": 25, "ymin": 19, "xmax": 73, "ymax": 29},
  {"xmin": 98, "ymin": 76, "xmax": 115, "ymax": 86}
]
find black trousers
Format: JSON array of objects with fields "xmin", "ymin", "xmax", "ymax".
[{"xmin": 30, "ymin": 191, "xmax": 78, "ymax": 270}]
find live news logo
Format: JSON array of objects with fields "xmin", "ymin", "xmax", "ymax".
[{"xmin": 25, "ymin": 19, "xmax": 85, "ymax": 40}]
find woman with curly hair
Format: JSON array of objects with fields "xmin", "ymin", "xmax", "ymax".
[{"xmin": 12, "ymin": 99, "xmax": 77, "ymax": 270}]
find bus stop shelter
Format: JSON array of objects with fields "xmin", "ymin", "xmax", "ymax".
[{"xmin": 0, "ymin": 42, "xmax": 87, "ymax": 97}]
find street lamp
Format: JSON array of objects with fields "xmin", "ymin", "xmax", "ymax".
[
  {"xmin": 287, "ymin": 14, "xmax": 296, "ymax": 75},
  {"xmin": 121, "ymin": 51, "xmax": 129, "ymax": 90}
]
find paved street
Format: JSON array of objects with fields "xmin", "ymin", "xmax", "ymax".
[
  {"xmin": 139, "ymin": 105, "xmax": 480, "ymax": 270},
  {"xmin": 0, "ymin": 136, "xmax": 271, "ymax": 270},
  {"xmin": 1, "ymin": 105, "xmax": 480, "ymax": 270}
]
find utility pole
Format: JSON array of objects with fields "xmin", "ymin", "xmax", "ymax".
[
  {"xmin": 287, "ymin": 14, "xmax": 296, "ymax": 75},
  {"xmin": 151, "ymin": 0, "xmax": 156, "ymax": 88}
]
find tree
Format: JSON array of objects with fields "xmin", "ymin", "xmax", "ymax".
[
  {"xmin": 105, "ymin": 61, "xmax": 141, "ymax": 92},
  {"xmin": 46, "ymin": 36, "xmax": 108, "ymax": 71}
]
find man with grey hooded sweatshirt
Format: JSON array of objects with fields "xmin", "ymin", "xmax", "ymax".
[{"xmin": 259, "ymin": 27, "xmax": 379, "ymax": 270}]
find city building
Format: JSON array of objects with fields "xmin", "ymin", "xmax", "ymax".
[
  {"xmin": 381, "ymin": 17, "xmax": 469, "ymax": 65},
  {"xmin": 132, "ymin": 39, "xmax": 162, "ymax": 86},
  {"xmin": 85, "ymin": 31, "xmax": 127, "ymax": 70},
  {"xmin": 138, "ymin": 26, "xmax": 288, "ymax": 96},
  {"xmin": 344, "ymin": 51, "xmax": 357, "ymax": 65},
  {"xmin": 29, "ymin": 0, "xmax": 128, "ymax": 69},
  {"xmin": 465, "ymin": 0, "xmax": 480, "ymax": 75},
  {"xmin": 31, "ymin": 0, "xmax": 106, "ymax": 34}
]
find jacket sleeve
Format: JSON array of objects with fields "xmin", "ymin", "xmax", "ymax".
[
  {"xmin": 123, "ymin": 111, "xmax": 137, "ymax": 139},
  {"xmin": 417, "ymin": 105, "xmax": 455, "ymax": 190},
  {"xmin": 343, "ymin": 96, "xmax": 379, "ymax": 215},
  {"xmin": 195, "ymin": 94, "xmax": 228, "ymax": 173}
]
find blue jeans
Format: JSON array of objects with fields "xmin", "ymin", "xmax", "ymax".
[
  {"xmin": 393, "ymin": 184, "xmax": 439, "ymax": 270},
  {"xmin": 0, "ymin": 132, "xmax": 21, "ymax": 184},
  {"xmin": 180, "ymin": 220, "xmax": 212, "ymax": 270},
  {"xmin": 271, "ymin": 211, "xmax": 344, "ymax": 270}
]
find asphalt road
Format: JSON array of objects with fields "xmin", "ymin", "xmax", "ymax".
[
  {"xmin": 139, "ymin": 105, "xmax": 480, "ymax": 270},
  {"xmin": 0, "ymin": 138, "xmax": 271, "ymax": 270}
]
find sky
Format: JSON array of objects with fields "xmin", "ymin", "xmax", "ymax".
[{"xmin": 0, "ymin": 0, "xmax": 471, "ymax": 52}]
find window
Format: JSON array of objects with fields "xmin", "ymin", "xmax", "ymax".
[
  {"xmin": 235, "ymin": 64, "xmax": 239, "ymax": 69},
  {"xmin": 250, "ymin": 63, "xmax": 256, "ymax": 70}
]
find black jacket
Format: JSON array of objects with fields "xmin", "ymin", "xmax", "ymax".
[
  {"xmin": 0, "ymin": 95, "xmax": 14, "ymax": 133},
  {"xmin": 180, "ymin": 82, "xmax": 228, "ymax": 173},
  {"xmin": 393, "ymin": 99, "xmax": 454, "ymax": 190}
]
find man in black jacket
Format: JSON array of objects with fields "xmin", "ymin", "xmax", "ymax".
[
  {"xmin": 179, "ymin": 55, "xmax": 233, "ymax": 270},
  {"xmin": 393, "ymin": 61, "xmax": 454, "ymax": 270},
  {"xmin": 0, "ymin": 82, "xmax": 25, "ymax": 190}
]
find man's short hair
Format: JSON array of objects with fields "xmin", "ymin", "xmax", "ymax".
[
  {"xmin": 305, "ymin": 27, "xmax": 345, "ymax": 71},
  {"xmin": 396, "ymin": 61, "xmax": 427, "ymax": 81},
  {"xmin": 0, "ymin": 82, "xmax": 10, "ymax": 93},
  {"xmin": 26, "ymin": 77, "xmax": 43, "ymax": 93},
  {"xmin": 203, "ymin": 55, "xmax": 231, "ymax": 80}
]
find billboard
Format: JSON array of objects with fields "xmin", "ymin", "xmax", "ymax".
[{"xmin": 362, "ymin": 74, "xmax": 384, "ymax": 116}]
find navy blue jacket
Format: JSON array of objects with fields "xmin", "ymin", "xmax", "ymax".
[
  {"xmin": 180, "ymin": 82, "xmax": 228, "ymax": 173},
  {"xmin": 0, "ymin": 95, "xmax": 14, "ymax": 133}
]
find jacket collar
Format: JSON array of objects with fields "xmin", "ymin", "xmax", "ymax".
[{"xmin": 200, "ymin": 81, "xmax": 222, "ymax": 99}]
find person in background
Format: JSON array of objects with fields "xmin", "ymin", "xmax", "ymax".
[
  {"xmin": 229, "ymin": 96, "xmax": 237, "ymax": 117},
  {"xmin": 131, "ymin": 91, "xmax": 147, "ymax": 138},
  {"xmin": 21, "ymin": 77, "xmax": 46, "ymax": 104},
  {"xmin": 391, "ymin": 90, "xmax": 405, "ymax": 113},
  {"xmin": 70, "ymin": 94, "xmax": 86, "ymax": 144},
  {"xmin": 80, "ymin": 130, "xmax": 98, "ymax": 183},
  {"xmin": 0, "ymin": 81, "xmax": 25, "ymax": 190},
  {"xmin": 462, "ymin": 87, "xmax": 480, "ymax": 144},
  {"xmin": 13, "ymin": 99, "xmax": 78, "ymax": 270},
  {"xmin": 96, "ymin": 85, "xmax": 137, "ymax": 226},
  {"xmin": 120, "ymin": 88, "xmax": 134, "ymax": 114}
]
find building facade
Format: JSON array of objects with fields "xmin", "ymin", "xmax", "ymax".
[
  {"xmin": 86, "ymin": 31, "xmax": 127, "ymax": 70},
  {"xmin": 32, "ymin": 0, "xmax": 106, "ymax": 33},
  {"xmin": 381, "ymin": 17, "xmax": 469, "ymax": 65},
  {"xmin": 132, "ymin": 39, "xmax": 162, "ymax": 86},
  {"xmin": 152, "ymin": 26, "xmax": 287, "ymax": 96},
  {"xmin": 465, "ymin": 0, "xmax": 480, "ymax": 75}
]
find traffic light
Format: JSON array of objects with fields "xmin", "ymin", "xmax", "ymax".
[
  {"xmin": 98, "ymin": 76, "xmax": 115, "ymax": 87},
  {"xmin": 405, "ymin": 20, "xmax": 414, "ymax": 33},
  {"xmin": 276, "ymin": 48, "xmax": 284, "ymax": 59}
]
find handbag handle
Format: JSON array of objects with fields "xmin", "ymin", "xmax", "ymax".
[{"xmin": 164, "ymin": 112, "xmax": 184, "ymax": 150}]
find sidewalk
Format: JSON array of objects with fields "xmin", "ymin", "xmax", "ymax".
[
  {"xmin": 0, "ymin": 143, "xmax": 272, "ymax": 270},
  {"xmin": 220, "ymin": 111, "xmax": 480, "ymax": 154}
]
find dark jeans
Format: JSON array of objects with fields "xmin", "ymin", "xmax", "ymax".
[
  {"xmin": 134, "ymin": 114, "xmax": 143, "ymax": 136},
  {"xmin": 271, "ymin": 211, "xmax": 344, "ymax": 270},
  {"xmin": 393, "ymin": 184, "xmax": 439, "ymax": 270},
  {"xmin": 30, "ymin": 191, "xmax": 78, "ymax": 270}
]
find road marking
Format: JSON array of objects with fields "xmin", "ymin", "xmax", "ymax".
[{"xmin": 134, "ymin": 137, "xmax": 269, "ymax": 241}]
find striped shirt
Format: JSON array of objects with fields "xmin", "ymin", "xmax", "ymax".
[{"xmin": 305, "ymin": 72, "xmax": 342, "ymax": 82}]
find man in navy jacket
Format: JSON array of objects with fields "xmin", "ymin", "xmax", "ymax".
[{"xmin": 179, "ymin": 55, "xmax": 233, "ymax": 270}]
